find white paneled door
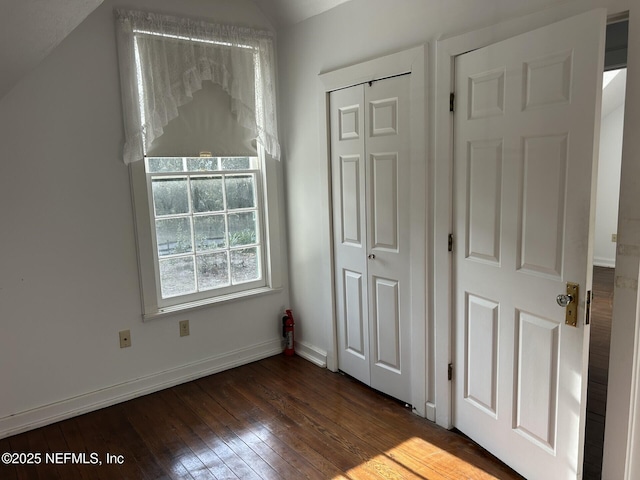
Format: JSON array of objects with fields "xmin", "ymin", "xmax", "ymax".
[
  {"xmin": 331, "ymin": 74, "xmax": 412, "ymax": 404},
  {"xmin": 453, "ymin": 10, "xmax": 606, "ymax": 480}
]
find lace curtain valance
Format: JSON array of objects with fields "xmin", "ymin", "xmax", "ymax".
[{"xmin": 115, "ymin": 9, "xmax": 280, "ymax": 163}]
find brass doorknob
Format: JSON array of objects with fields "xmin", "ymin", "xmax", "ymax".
[{"xmin": 556, "ymin": 294, "xmax": 574, "ymax": 307}]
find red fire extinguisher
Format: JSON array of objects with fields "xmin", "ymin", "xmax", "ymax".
[{"xmin": 282, "ymin": 309, "xmax": 295, "ymax": 356}]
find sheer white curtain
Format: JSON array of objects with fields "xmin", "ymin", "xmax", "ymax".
[{"xmin": 115, "ymin": 9, "xmax": 280, "ymax": 163}]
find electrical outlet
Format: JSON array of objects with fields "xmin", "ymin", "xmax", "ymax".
[
  {"xmin": 179, "ymin": 320, "xmax": 190, "ymax": 337},
  {"xmin": 119, "ymin": 330, "xmax": 131, "ymax": 348},
  {"xmin": 612, "ymin": 233, "xmax": 618, "ymax": 242}
]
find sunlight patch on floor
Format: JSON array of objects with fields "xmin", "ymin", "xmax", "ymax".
[{"xmin": 336, "ymin": 436, "xmax": 503, "ymax": 479}]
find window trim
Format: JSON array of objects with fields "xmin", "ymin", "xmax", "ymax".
[
  {"xmin": 130, "ymin": 148, "xmax": 284, "ymax": 320},
  {"xmin": 147, "ymin": 159, "xmax": 266, "ymax": 307}
]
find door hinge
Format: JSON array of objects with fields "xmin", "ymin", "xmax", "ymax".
[
  {"xmin": 448, "ymin": 234, "xmax": 454, "ymax": 252},
  {"xmin": 448, "ymin": 363, "xmax": 453, "ymax": 381},
  {"xmin": 586, "ymin": 290, "xmax": 593, "ymax": 325},
  {"xmin": 449, "ymin": 93, "xmax": 455, "ymax": 113}
]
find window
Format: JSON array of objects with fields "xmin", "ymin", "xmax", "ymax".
[
  {"xmin": 115, "ymin": 10, "xmax": 283, "ymax": 318},
  {"xmin": 131, "ymin": 148, "xmax": 282, "ymax": 318},
  {"xmin": 147, "ymin": 156, "xmax": 265, "ymax": 305}
]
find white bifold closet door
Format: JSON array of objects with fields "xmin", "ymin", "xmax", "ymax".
[{"xmin": 330, "ymin": 74, "xmax": 412, "ymax": 404}]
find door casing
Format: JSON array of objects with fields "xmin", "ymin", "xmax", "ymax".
[{"xmin": 318, "ymin": 45, "xmax": 427, "ymax": 416}]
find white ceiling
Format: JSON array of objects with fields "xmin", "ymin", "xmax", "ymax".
[
  {"xmin": 0, "ymin": 0, "xmax": 626, "ymax": 115},
  {"xmin": 250, "ymin": 0, "xmax": 352, "ymax": 27},
  {"xmin": 0, "ymin": 0, "xmax": 103, "ymax": 101}
]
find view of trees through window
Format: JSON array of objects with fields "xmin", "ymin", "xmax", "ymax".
[{"xmin": 147, "ymin": 157, "xmax": 262, "ymax": 299}]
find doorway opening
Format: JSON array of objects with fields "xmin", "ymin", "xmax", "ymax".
[{"xmin": 583, "ymin": 16, "xmax": 628, "ymax": 480}]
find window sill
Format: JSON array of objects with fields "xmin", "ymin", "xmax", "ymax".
[{"xmin": 142, "ymin": 286, "xmax": 283, "ymax": 321}]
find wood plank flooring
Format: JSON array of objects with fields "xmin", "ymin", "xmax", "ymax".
[
  {"xmin": 0, "ymin": 355, "xmax": 523, "ymax": 479},
  {"xmin": 2, "ymin": 269, "xmax": 614, "ymax": 480},
  {"xmin": 583, "ymin": 266, "xmax": 615, "ymax": 480}
]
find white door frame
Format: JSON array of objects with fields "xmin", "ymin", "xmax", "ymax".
[
  {"xmin": 318, "ymin": 45, "xmax": 428, "ymax": 416},
  {"xmin": 435, "ymin": 8, "xmax": 640, "ymax": 479},
  {"xmin": 603, "ymin": 8, "xmax": 640, "ymax": 480}
]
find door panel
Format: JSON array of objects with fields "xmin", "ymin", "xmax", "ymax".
[
  {"xmin": 370, "ymin": 98, "xmax": 398, "ymax": 137},
  {"xmin": 519, "ymin": 134, "xmax": 568, "ymax": 277},
  {"xmin": 344, "ymin": 270, "xmax": 365, "ymax": 357},
  {"xmin": 514, "ymin": 310, "xmax": 560, "ymax": 452},
  {"xmin": 453, "ymin": 9, "xmax": 605, "ymax": 480},
  {"xmin": 465, "ymin": 293, "xmax": 499, "ymax": 417},
  {"xmin": 340, "ymin": 155, "xmax": 362, "ymax": 246},
  {"xmin": 373, "ymin": 276, "xmax": 401, "ymax": 372},
  {"xmin": 367, "ymin": 75, "xmax": 411, "ymax": 404},
  {"xmin": 467, "ymin": 139, "xmax": 502, "ymax": 264},
  {"xmin": 523, "ymin": 51, "xmax": 573, "ymax": 110},
  {"xmin": 371, "ymin": 153, "xmax": 399, "ymax": 250},
  {"xmin": 331, "ymin": 74, "xmax": 412, "ymax": 405},
  {"xmin": 331, "ymin": 86, "xmax": 369, "ymax": 386},
  {"xmin": 339, "ymin": 105, "xmax": 361, "ymax": 140},
  {"xmin": 469, "ymin": 68, "xmax": 506, "ymax": 119}
]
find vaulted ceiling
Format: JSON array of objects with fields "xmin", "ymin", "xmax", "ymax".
[
  {"xmin": 0, "ymin": 0, "xmax": 104, "ymax": 101},
  {"xmin": 251, "ymin": 0, "xmax": 351, "ymax": 27},
  {"xmin": 0, "ymin": 0, "xmax": 351, "ymax": 101}
]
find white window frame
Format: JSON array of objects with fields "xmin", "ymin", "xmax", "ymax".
[
  {"xmin": 130, "ymin": 147, "xmax": 284, "ymax": 320},
  {"xmin": 147, "ymin": 156, "xmax": 266, "ymax": 308}
]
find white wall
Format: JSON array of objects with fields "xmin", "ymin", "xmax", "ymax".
[
  {"xmin": 594, "ymin": 105, "xmax": 624, "ymax": 267},
  {"xmin": 0, "ymin": 0, "xmax": 289, "ymax": 438},
  {"xmin": 594, "ymin": 71, "xmax": 626, "ymax": 267}
]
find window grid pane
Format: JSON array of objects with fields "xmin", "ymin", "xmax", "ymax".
[
  {"xmin": 228, "ymin": 211, "xmax": 258, "ymax": 247},
  {"xmin": 225, "ymin": 175, "xmax": 256, "ymax": 210},
  {"xmin": 152, "ymin": 177, "xmax": 190, "ymax": 216},
  {"xmin": 160, "ymin": 256, "xmax": 196, "ymax": 298},
  {"xmin": 230, "ymin": 247, "xmax": 261, "ymax": 284},
  {"xmin": 194, "ymin": 214, "xmax": 227, "ymax": 252},
  {"xmin": 155, "ymin": 217, "xmax": 193, "ymax": 257},
  {"xmin": 196, "ymin": 252, "xmax": 230, "ymax": 290},
  {"xmin": 191, "ymin": 176, "xmax": 224, "ymax": 213}
]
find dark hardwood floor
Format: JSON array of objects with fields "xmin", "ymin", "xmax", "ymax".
[
  {"xmin": 583, "ymin": 266, "xmax": 615, "ymax": 480},
  {"xmin": 0, "ymin": 355, "xmax": 523, "ymax": 479},
  {"xmin": 2, "ymin": 271, "xmax": 614, "ymax": 480}
]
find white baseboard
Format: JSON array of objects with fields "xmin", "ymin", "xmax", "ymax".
[
  {"xmin": 0, "ymin": 339, "xmax": 282, "ymax": 440},
  {"xmin": 426, "ymin": 402, "xmax": 437, "ymax": 422},
  {"xmin": 294, "ymin": 340, "xmax": 327, "ymax": 368},
  {"xmin": 594, "ymin": 257, "xmax": 616, "ymax": 268}
]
